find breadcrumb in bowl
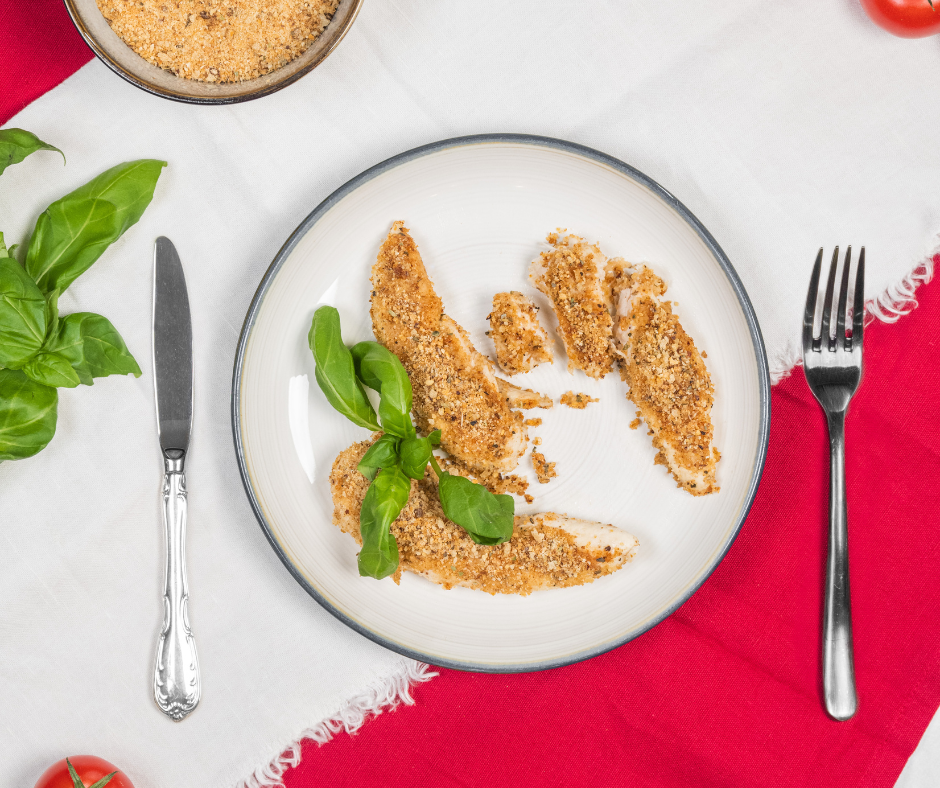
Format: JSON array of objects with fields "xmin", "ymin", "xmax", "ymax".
[{"xmin": 63, "ymin": 0, "xmax": 363, "ymax": 103}]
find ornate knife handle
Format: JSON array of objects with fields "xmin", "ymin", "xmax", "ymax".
[{"xmin": 153, "ymin": 451, "xmax": 200, "ymax": 721}]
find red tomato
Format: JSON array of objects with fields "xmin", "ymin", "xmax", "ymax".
[
  {"xmin": 860, "ymin": 0, "xmax": 940, "ymax": 37},
  {"xmin": 34, "ymin": 757, "xmax": 134, "ymax": 788}
]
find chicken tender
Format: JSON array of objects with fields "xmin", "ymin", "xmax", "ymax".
[
  {"xmin": 608, "ymin": 261, "xmax": 720, "ymax": 496},
  {"xmin": 529, "ymin": 232, "xmax": 615, "ymax": 379},
  {"xmin": 371, "ymin": 222, "xmax": 528, "ymax": 474},
  {"xmin": 487, "ymin": 291, "xmax": 553, "ymax": 375},
  {"xmin": 330, "ymin": 439, "xmax": 638, "ymax": 595}
]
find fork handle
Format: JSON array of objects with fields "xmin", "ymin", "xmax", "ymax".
[{"xmin": 823, "ymin": 411, "xmax": 858, "ymax": 720}]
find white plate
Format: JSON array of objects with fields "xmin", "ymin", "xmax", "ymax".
[{"xmin": 233, "ymin": 135, "xmax": 770, "ymax": 672}]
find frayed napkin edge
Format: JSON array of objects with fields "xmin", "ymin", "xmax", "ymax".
[
  {"xmin": 771, "ymin": 246, "xmax": 938, "ymax": 385},
  {"xmin": 236, "ymin": 659, "xmax": 437, "ymax": 788}
]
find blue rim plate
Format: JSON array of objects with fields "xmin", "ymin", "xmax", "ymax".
[{"xmin": 232, "ymin": 134, "xmax": 771, "ymax": 672}]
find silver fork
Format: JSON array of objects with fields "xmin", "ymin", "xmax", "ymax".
[{"xmin": 802, "ymin": 246, "xmax": 865, "ymax": 721}]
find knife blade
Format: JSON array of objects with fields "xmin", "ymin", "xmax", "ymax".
[{"xmin": 152, "ymin": 236, "xmax": 200, "ymax": 721}]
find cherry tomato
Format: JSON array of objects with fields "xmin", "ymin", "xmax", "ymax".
[
  {"xmin": 34, "ymin": 757, "xmax": 134, "ymax": 788},
  {"xmin": 860, "ymin": 0, "xmax": 940, "ymax": 37}
]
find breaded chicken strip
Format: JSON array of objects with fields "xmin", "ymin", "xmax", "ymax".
[
  {"xmin": 371, "ymin": 222, "xmax": 528, "ymax": 474},
  {"xmin": 530, "ymin": 232, "xmax": 615, "ymax": 379},
  {"xmin": 331, "ymin": 439, "xmax": 638, "ymax": 594},
  {"xmin": 607, "ymin": 261, "xmax": 720, "ymax": 496},
  {"xmin": 487, "ymin": 291, "xmax": 553, "ymax": 375}
]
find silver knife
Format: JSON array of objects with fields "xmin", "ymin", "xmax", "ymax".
[{"xmin": 152, "ymin": 236, "xmax": 200, "ymax": 721}]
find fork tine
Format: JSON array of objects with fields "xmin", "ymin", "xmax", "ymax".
[
  {"xmin": 837, "ymin": 247, "xmax": 851, "ymax": 349},
  {"xmin": 803, "ymin": 248, "xmax": 823, "ymax": 355},
  {"xmin": 820, "ymin": 247, "xmax": 839, "ymax": 351},
  {"xmin": 852, "ymin": 247, "xmax": 865, "ymax": 349}
]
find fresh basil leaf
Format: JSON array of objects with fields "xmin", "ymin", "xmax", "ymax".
[
  {"xmin": 25, "ymin": 159, "xmax": 166, "ymax": 294},
  {"xmin": 0, "ymin": 255, "xmax": 47, "ymax": 368},
  {"xmin": 357, "ymin": 433, "xmax": 401, "ymax": 481},
  {"xmin": 0, "ymin": 232, "xmax": 8, "ymax": 258},
  {"xmin": 43, "ymin": 289, "xmax": 60, "ymax": 339},
  {"xmin": 21, "ymin": 350, "xmax": 81, "ymax": 388},
  {"xmin": 0, "ymin": 128, "xmax": 63, "ymax": 178},
  {"xmin": 44, "ymin": 312, "xmax": 141, "ymax": 385},
  {"xmin": 350, "ymin": 341, "xmax": 415, "ymax": 439},
  {"xmin": 437, "ymin": 472, "xmax": 514, "ymax": 544},
  {"xmin": 358, "ymin": 466, "xmax": 411, "ymax": 580},
  {"xmin": 0, "ymin": 369, "xmax": 57, "ymax": 460},
  {"xmin": 399, "ymin": 430, "xmax": 440, "ymax": 480},
  {"xmin": 308, "ymin": 306, "xmax": 381, "ymax": 431}
]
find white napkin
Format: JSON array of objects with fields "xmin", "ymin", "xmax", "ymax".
[{"xmin": 2, "ymin": 0, "xmax": 939, "ymax": 786}]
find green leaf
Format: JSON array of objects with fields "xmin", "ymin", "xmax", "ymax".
[
  {"xmin": 86, "ymin": 775, "xmax": 118, "ymax": 788},
  {"xmin": 358, "ymin": 466, "xmax": 411, "ymax": 579},
  {"xmin": 0, "ymin": 369, "xmax": 57, "ymax": 460},
  {"xmin": 350, "ymin": 341, "xmax": 415, "ymax": 439},
  {"xmin": 357, "ymin": 433, "xmax": 401, "ymax": 481},
  {"xmin": 21, "ymin": 350, "xmax": 81, "ymax": 388},
  {"xmin": 308, "ymin": 306, "xmax": 381, "ymax": 431},
  {"xmin": 399, "ymin": 429, "xmax": 440, "ymax": 480},
  {"xmin": 0, "ymin": 254, "xmax": 47, "ymax": 368},
  {"xmin": 437, "ymin": 472, "xmax": 514, "ymax": 544},
  {"xmin": 45, "ymin": 312, "xmax": 141, "ymax": 386},
  {"xmin": 25, "ymin": 159, "xmax": 166, "ymax": 294},
  {"xmin": 0, "ymin": 232, "xmax": 8, "ymax": 258},
  {"xmin": 0, "ymin": 128, "xmax": 63, "ymax": 178}
]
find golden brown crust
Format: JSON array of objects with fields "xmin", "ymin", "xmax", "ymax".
[
  {"xmin": 530, "ymin": 233, "xmax": 615, "ymax": 379},
  {"xmin": 96, "ymin": 0, "xmax": 338, "ymax": 83},
  {"xmin": 611, "ymin": 264, "xmax": 719, "ymax": 496},
  {"xmin": 371, "ymin": 223, "xmax": 527, "ymax": 474},
  {"xmin": 559, "ymin": 391, "xmax": 598, "ymax": 409},
  {"xmin": 531, "ymin": 450, "xmax": 558, "ymax": 484},
  {"xmin": 487, "ymin": 291, "xmax": 553, "ymax": 375},
  {"xmin": 330, "ymin": 439, "xmax": 635, "ymax": 595}
]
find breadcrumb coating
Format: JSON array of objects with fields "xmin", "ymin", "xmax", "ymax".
[
  {"xmin": 371, "ymin": 223, "xmax": 528, "ymax": 474},
  {"xmin": 330, "ymin": 439, "xmax": 637, "ymax": 595},
  {"xmin": 487, "ymin": 291, "xmax": 553, "ymax": 375},
  {"xmin": 559, "ymin": 391, "xmax": 598, "ymax": 409},
  {"xmin": 530, "ymin": 232, "xmax": 615, "ymax": 379},
  {"xmin": 608, "ymin": 261, "xmax": 720, "ymax": 496},
  {"xmin": 531, "ymin": 450, "xmax": 558, "ymax": 484}
]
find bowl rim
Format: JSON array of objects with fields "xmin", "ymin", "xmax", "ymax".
[
  {"xmin": 62, "ymin": 0, "xmax": 364, "ymax": 105},
  {"xmin": 231, "ymin": 133, "xmax": 772, "ymax": 673}
]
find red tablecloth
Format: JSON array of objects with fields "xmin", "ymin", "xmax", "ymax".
[{"xmin": 4, "ymin": 4, "xmax": 940, "ymax": 787}]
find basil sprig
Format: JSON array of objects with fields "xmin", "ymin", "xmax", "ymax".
[
  {"xmin": 309, "ymin": 306, "xmax": 516, "ymax": 579},
  {"xmin": 0, "ymin": 129, "xmax": 160, "ymax": 461}
]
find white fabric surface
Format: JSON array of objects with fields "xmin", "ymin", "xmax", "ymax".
[{"xmin": 2, "ymin": 0, "xmax": 940, "ymax": 785}]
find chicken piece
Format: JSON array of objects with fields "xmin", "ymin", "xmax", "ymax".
[
  {"xmin": 529, "ymin": 232, "xmax": 615, "ymax": 379},
  {"xmin": 608, "ymin": 262, "xmax": 720, "ymax": 496},
  {"xmin": 371, "ymin": 222, "xmax": 527, "ymax": 474},
  {"xmin": 486, "ymin": 291, "xmax": 553, "ymax": 375},
  {"xmin": 497, "ymin": 378, "xmax": 553, "ymax": 410},
  {"xmin": 330, "ymin": 439, "xmax": 638, "ymax": 595}
]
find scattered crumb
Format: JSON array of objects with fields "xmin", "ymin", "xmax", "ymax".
[
  {"xmin": 524, "ymin": 494, "xmax": 534, "ymax": 504},
  {"xmin": 97, "ymin": 0, "xmax": 339, "ymax": 83},
  {"xmin": 529, "ymin": 232, "xmax": 614, "ymax": 379},
  {"xmin": 629, "ymin": 417, "xmax": 642, "ymax": 430},
  {"xmin": 532, "ymin": 450, "xmax": 557, "ymax": 484},
  {"xmin": 487, "ymin": 291, "xmax": 553, "ymax": 375},
  {"xmin": 523, "ymin": 418, "xmax": 543, "ymax": 427},
  {"xmin": 533, "ymin": 437, "xmax": 542, "ymax": 446},
  {"xmin": 559, "ymin": 391, "xmax": 599, "ymax": 409}
]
